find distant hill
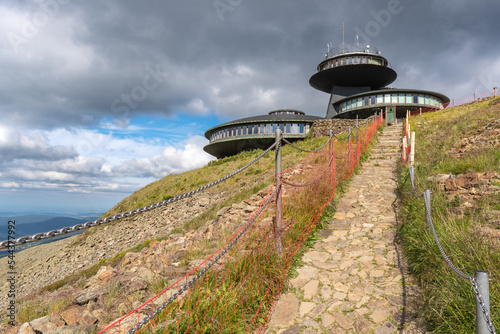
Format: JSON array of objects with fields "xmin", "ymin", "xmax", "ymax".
[
  {"xmin": 0, "ymin": 215, "xmax": 96, "ymax": 258},
  {"xmin": 1, "ymin": 217, "xmax": 88, "ymax": 240},
  {"xmin": 0, "ymin": 214, "xmax": 60, "ymax": 225}
]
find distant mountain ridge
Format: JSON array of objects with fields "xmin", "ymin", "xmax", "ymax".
[{"xmin": 0, "ymin": 215, "xmax": 96, "ymax": 241}]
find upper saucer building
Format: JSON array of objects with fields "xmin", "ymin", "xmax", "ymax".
[
  {"xmin": 310, "ymin": 44, "xmax": 449, "ymax": 119},
  {"xmin": 204, "ymin": 43, "xmax": 449, "ymax": 158}
]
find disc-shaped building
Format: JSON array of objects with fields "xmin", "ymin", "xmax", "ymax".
[
  {"xmin": 204, "ymin": 43, "xmax": 449, "ymax": 158},
  {"xmin": 310, "ymin": 44, "xmax": 449, "ymax": 119},
  {"xmin": 204, "ymin": 110, "xmax": 321, "ymax": 159}
]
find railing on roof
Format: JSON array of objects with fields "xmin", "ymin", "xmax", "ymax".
[{"xmin": 325, "ymin": 43, "xmax": 382, "ymax": 59}]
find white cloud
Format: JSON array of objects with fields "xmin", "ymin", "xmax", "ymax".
[
  {"xmin": 0, "ymin": 123, "xmax": 212, "ymax": 198},
  {"xmin": 114, "ymin": 135, "xmax": 213, "ymax": 178}
]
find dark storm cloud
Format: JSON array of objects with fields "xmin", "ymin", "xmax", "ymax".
[{"xmin": 1, "ymin": 0, "xmax": 499, "ymax": 126}]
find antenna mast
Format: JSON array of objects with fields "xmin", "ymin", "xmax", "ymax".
[{"xmin": 342, "ymin": 21, "xmax": 345, "ymax": 53}]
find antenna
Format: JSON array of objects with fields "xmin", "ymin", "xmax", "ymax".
[{"xmin": 342, "ymin": 21, "xmax": 345, "ymax": 54}]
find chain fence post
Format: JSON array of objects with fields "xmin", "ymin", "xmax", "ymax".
[
  {"xmin": 329, "ymin": 129, "xmax": 333, "ymax": 158},
  {"xmin": 475, "ymin": 271, "xmax": 491, "ymax": 334},
  {"xmin": 275, "ymin": 129, "xmax": 283, "ymax": 257}
]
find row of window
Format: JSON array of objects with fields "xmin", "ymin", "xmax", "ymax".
[
  {"xmin": 269, "ymin": 110, "xmax": 303, "ymax": 115},
  {"xmin": 339, "ymin": 93, "xmax": 444, "ymax": 112},
  {"xmin": 319, "ymin": 55, "xmax": 387, "ymax": 71},
  {"xmin": 209, "ymin": 123, "xmax": 311, "ymax": 143}
]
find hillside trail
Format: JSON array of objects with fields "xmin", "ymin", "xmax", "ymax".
[{"xmin": 266, "ymin": 123, "xmax": 427, "ymax": 334}]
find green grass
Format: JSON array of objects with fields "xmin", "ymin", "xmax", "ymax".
[
  {"xmin": 7, "ymin": 119, "xmax": 385, "ymax": 333},
  {"xmin": 397, "ymin": 96, "xmax": 500, "ymax": 333}
]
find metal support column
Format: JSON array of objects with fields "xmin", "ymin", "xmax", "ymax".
[
  {"xmin": 274, "ymin": 129, "xmax": 283, "ymax": 256},
  {"xmin": 475, "ymin": 271, "xmax": 491, "ymax": 334}
]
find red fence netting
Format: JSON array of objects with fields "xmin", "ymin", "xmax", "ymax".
[{"xmin": 99, "ymin": 115, "xmax": 383, "ymax": 334}]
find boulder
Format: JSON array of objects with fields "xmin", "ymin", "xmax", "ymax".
[
  {"xmin": 60, "ymin": 305, "xmax": 98, "ymax": 326},
  {"xmin": 29, "ymin": 316, "xmax": 65, "ymax": 333}
]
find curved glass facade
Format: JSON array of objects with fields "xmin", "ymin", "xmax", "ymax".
[
  {"xmin": 338, "ymin": 92, "xmax": 444, "ymax": 113},
  {"xmin": 208, "ymin": 122, "xmax": 310, "ymax": 143},
  {"xmin": 318, "ymin": 55, "xmax": 388, "ymax": 72}
]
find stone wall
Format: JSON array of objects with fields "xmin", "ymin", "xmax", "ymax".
[{"xmin": 309, "ymin": 115, "xmax": 377, "ymax": 138}]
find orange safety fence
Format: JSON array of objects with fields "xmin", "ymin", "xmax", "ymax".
[{"xmin": 99, "ymin": 115, "xmax": 383, "ymax": 334}]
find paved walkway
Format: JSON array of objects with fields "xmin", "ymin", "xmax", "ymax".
[{"xmin": 266, "ymin": 123, "xmax": 426, "ymax": 334}]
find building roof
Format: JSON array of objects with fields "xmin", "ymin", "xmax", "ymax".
[{"xmin": 204, "ymin": 111, "xmax": 321, "ymax": 139}]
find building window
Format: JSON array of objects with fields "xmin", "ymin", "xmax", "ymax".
[
  {"xmin": 279, "ymin": 123, "xmax": 285, "ymax": 132},
  {"xmin": 377, "ymin": 95, "xmax": 383, "ymax": 104},
  {"xmin": 371, "ymin": 96, "xmax": 376, "ymax": 105},
  {"xmin": 286, "ymin": 123, "xmax": 291, "ymax": 133},
  {"xmin": 266, "ymin": 124, "xmax": 271, "ymax": 134},
  {"xmin": 398, "ymin": 94, "xmax": 405, "ymax": 104},
  {"xmin": 299, "ymin": 124, "xmax": 304, "ymax": 133},
  {"xmin": 305, "ymin": 124, "xmax": 310, "ymax": 133},
  {"xmin": 392, "ymin": 94, "xmax": 398, "ymax": 103},
  {"xmin": 364, "ymin": 96, "xmax": 369, "ymax": 106},
  {"xmin": 347, "ymin": 100, "xmax": 352, "ymax": 110},
  {"xmin": 292, "ymin": 123, "xmax": 298, "ymax": 134},
  {"xmin": 419, "ymin": 95, "xmax": 424, "ymax": 104},
  {"xmin": 272, "ymin": 124, "xmax": 278, "ymax": 133},
  {"xmin": 406, "ymin": 94, "xmax": 412, "ymax": 104},
  {"xmin": 385, "ymin": 94, "xmax": 391, "ymax": 103},
  {"xmin": 248, "ymin": 125, "xmax": 253, "ymax": 135},
  {"xmin": 357, "ymin": 98, "xmax": 362, "ymax": 107},
  {"xmin": 413, "ymin": 94, "xmax": 418, "ymax": 104}
]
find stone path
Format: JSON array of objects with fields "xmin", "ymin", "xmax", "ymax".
[{"xmin": 266, "ymin": 123, "xmax": 427, "ymax": 334}]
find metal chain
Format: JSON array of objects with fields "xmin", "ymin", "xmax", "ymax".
[
  {"xmin": 332, "ymin": 133, "xmax": 350, "ymax": 141},
  {"xmin": 408, "ymin": 167, "xmax": 424, "ymax": 197},
  {"xmin": 282, "ymin": 136, "xmax": 331, "ymax": 153},
  {"xmin": 423, "ymin": 190, "xmax": 471, "ymax": 280},
  {"xmin": 0, "ymin": 140, "xmax": 279, "ymax": 250},
  {"xmin": 411, "ymin": 171, "xmax": 496, "ymax": 333},
  {"xmin": 280, "ymin": 155, "xmax": 334, "ymax": 188},
  {"xmin": 470, "ymin": 277, "xmax": 497, "ymax": 334},
  {"xmin": 126, "ymin": 185, "xmax": 278, "ymax": 334}
]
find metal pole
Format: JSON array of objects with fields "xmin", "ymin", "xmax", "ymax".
[
  {"xmin": 275, "ymin": 129, "xmax": 282, "ymax": 256},
  {"xmin": 475, "ymin": 271, "xmax": 491, "ymax": 334},
  {"xmin": 329, "ymin": 129, "xmax": 333, "ymax": 158},
  {"xmin": 409, "ymin": 131, "xmax": 415, "ymax": 166}
]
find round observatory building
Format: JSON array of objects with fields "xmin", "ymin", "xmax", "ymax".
[
  {"xmin": 309, "ymin": 44, "xmax": 450, "ymax": 119},
  {"xmin": 204, "ymin": 109, "xmax": 321, "ymax": 159}
]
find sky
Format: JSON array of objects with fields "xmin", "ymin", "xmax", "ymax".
[{"xmin": 1, "ymin": 0, "xmax": 499, "ymax": 215}]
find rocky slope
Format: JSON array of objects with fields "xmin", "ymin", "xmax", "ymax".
[{"xmin": 0, "ymin": 173, "xmax": 273, "ymax": 333}]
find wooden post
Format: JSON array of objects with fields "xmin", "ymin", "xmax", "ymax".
[
  {"xmin": 402, "ymin": 136, "xmax": 406, "ymax": 163},
  {"xmin": 409, "ymin": 131, "xmax": 416, "ymax": 167}
]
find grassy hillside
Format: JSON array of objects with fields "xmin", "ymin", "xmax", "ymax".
[
  {"xmin": 397, "ymin": 96, "xmax": 500, "ymax": 333},
  {"xmin": 102, "ymin": 136, "xmax": 335, "ymax": 218}
]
